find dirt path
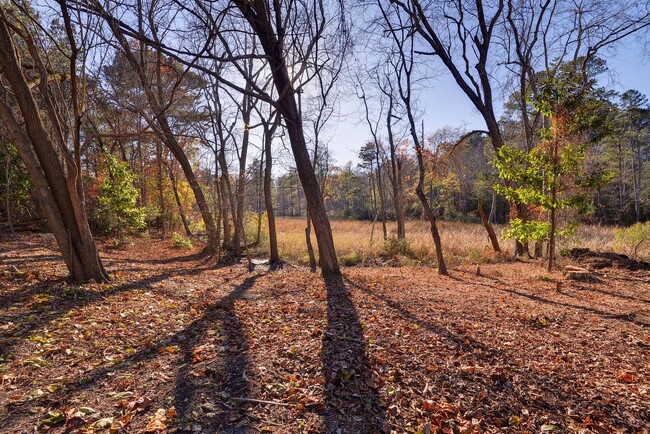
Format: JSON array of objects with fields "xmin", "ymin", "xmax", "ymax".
[{"xmin": 1, "ymin": 232, "xmax": 648, "ymax": 433}]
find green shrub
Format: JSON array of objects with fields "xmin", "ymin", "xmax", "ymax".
[
  {"xmin": 614, "ymin": 222, "xmax": 650, "ymax": 259},
  {"xmin": 95, "ymin": 152, "xmax": 146, "ymax": 236},
  {"xmin": 171, "ymin": 232, "xmax": 193, "ymax": 249},
  {"xmin": 383, "ymin": 236, "xmax": 410, "ymax": 257},
  {"xmin": 341, "ymin": 250, "xmax": 362, "ymax": 266},
  {"xmin": 241, "ymin": 211, "xmax": 268, "ymax": 246}
]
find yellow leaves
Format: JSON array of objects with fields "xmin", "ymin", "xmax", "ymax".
[{"xmin": 158, "ymin": 345, "xmax": 180, "ymax": 354}]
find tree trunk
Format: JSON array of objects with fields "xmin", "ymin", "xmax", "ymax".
[
  {"xmin": 415, "ymin": 181, "xmax": 448, "ymax": 275},
  {"xmin": 547, "ymin": 139, "xmax": 559, "ymax": 272},
  {"xmin": 255, "ymin": 148, "xmax": 263, "ymax": 246},
  {"xmin": 157, "ymin": 142, "xmax": 166, "ymax": 239},
  {"xmin": 617, "ymin": 143, "xmax": 625, "ymax": 220},
  {"xmin": 386, "ymin": 98, "xmax": 405, "ymax": 240},
  {"xmin": 234, "ymin": 91, "xmax": 253, "ymax": 253},
  {"xmin": 263, "ymin": 118, "xmax": 280, "ymax": 264},
  {"xmin": 477, "ymin": 197, "xmax": 501, "ymax": 252},
  {"xmin": 407, "ymin": 132, "xmax": 446, "ymax": 275},
  {"xmin": 217, "ymin": 142, "xmax": 237, "ymax": 252},
  {"xmin": 633, "ymin": 142, "xmax": 642, "ymax": 222},
  {"xmin": 488, "ymin": 189, "xmax": 497, "ymax": 224},
  {"xmin": 0, "ymin": 21, "xmax": 108, "ymax": 282},
  {"xmin": 168, "ymin": 162, "xmax": 192, "ymax": 237},
  {"xmin": 547, "ymin": 206, "xmax": 556, "ymax": 272},
  {"xmin": 376, "ymin": 149, "xmax": 388, "ymax": 240},
  {"xmin": 236, "ymin": 0, "xmax": 340, "ymax": 275},
  {"xmin": 4, "ymin": 152, "xmax": 14, "ymax": 237},
  {"xmin": 305, "ymin": 219, "xmax": 317, "ymax": 272}
]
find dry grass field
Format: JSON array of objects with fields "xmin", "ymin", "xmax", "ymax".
[{"xmin": 266, "ymin": 217, "xmax": 618, "ymax": 267}]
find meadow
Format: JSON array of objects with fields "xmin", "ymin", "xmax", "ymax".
[{"xmin": 265, "ymin": 217, "xmax": 618, "ymax": 267}]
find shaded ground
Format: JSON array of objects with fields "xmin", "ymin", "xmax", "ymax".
[{"xmin": 0, "ymin": 232, "xmax": 649, "ymax": 433}]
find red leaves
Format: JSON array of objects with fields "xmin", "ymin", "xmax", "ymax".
[{"xmin": 616, "ymin": 371, "xmax": 638, "ymax": 383}]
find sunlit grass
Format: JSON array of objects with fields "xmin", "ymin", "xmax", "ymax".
[{"xmin": 252, "ymin": 217, "xmax": 618, "ymax": 267}]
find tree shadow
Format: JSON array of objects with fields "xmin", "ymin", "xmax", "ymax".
[
  {"xmin": 500, "ymin": 287, "xmax": 650, "ymax": 328},
  {"xmin": 321, "ymin": 274, "xmax": 385, "ymax": 433},
  {"xmin": 343, "ymin": 277, "xmax": 650, "ymax": 430},
  {"xmin": 1, "ymin": 254, "xmax": 62, "ymax": 266},
  {"xmin": 0, "ymin": 263, "xmax": 215, "ymax": 363},
  {"xmin": 0, "ymin": 274, "xmax": 261, "ymax": 433},
  {"xmin": 172, "ymin": 275, "xmax": 259, "ymax": 433},
  {"xmin": 570, "ymin": 282, "xmax": 650, "ymax": 304},
  {"xmin": 127, "ymin": 250, "xmax": 211, "ymax": 266}
]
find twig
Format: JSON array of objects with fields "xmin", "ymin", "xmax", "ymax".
[{"xmin": 229, "ymin": 397, "xmax": 294, "ymax": 407}]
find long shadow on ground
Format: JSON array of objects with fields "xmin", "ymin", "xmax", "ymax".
[
  {"xmin": 500, "ymin": 287, "xmax": 650, "ymax": 328},
  {"xmin": 345, "ymin": 276, "xmax": 650, "ymax": 431},
  {"xmin": 321, "ymin": 274, "xmax": 386, "ymax": 433},
  {"xmin": 0, "ymin": 264, "xmax": 216, "ymax": 360},
  {"xmin": 172, "ymin": 275, "xmax": 260, "ymax": 433},
  {"xmin": 0, "ymin": 273, "xmax": 261, "ymax": 432}
]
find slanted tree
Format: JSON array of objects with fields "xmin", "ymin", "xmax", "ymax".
[
  {"xmin": 89, "ymin": 3, "xmax": 220, "ymax": 250},
  {"xmin": 234, "ymin": 0, "xmax": 341, "ymax": 274},
  {"xmin": 0, "ymin": 17, "xmax": 108, "ymax": 282},
  {"xmin": 379, "ymin": 3, "xmax": 447, "ymax": 274}
]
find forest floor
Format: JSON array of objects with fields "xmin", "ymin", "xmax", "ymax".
[{"xmin": 0, "ymin": 232, "xmax": 649, "ymax": 434}]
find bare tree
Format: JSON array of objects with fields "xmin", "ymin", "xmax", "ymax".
[
  {"xmin": 259, "ymin": 108, "xmax": 282, "ymax": 264},
  {"xmin": 87, "ymin": 0, "xmax": 220, "ymax": 250},
  {"xmin": 383, "ymin": 0, "xmax": 649, "ymax": 256},
  {"xmin": 368, "ymin": 69, "xmax": 407, "ymax": 240},
  {"xmin": 357, "ymin": 78, "xmax": 388, "ymax": 240},
  {"xmin": 380, "ymin": 4, "xmax": 448, "ymax": 274},
  {"xmin": 233, "ymin": 0, "xmax": 344, "ymax": 274}
]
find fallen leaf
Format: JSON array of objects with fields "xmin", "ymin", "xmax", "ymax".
[
  {"xmin": 40, "ymin": 411, "xmax": 65, "ymax": 426},
  {"xmin": 142, "ymin": 408, "xmax": 167, "ymax": 433}
]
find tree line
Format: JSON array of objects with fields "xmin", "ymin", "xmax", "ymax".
[{"xmin": 0, "ymin": 0, "xmax": 649, "ymax": 280}]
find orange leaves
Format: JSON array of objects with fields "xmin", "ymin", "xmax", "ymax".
[
  {"xmin": 309, "ymin": 326, "xmax": 322, "ymax": 337},
  {"xmin": 421, "ymin": 400, "xmax": 460, "ymax": 429},
  {"xmin": 117, "ymin": 396, "xmax": 151, "ymax": 413},
  {"xmin": 140, "ymin": 407, "xmax": 177, "ymax": 433},
  {"xmin": 191, "ymin": 344, "xmax": 214, "ymax": 363},
  {"xmin": 616, "ymin": 371, "xmax": 638, "ymax": 383},
  {"xmin": 142, "ymin": 408, "xmax": 167, "ymax": 433},
  {"xmin": 422, "ymin": 400, "xmax": 436, "ymax": 411},
  {"xmin": 158, "ymin": 345, "xmax": 180, "ymax": 355}
]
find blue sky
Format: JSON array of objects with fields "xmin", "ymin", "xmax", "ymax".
[{"xmin": 326, "ymin": 45, "xmax": 650, "ymax": 166}]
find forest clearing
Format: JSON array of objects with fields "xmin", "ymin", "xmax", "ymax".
[
  {"xmin": 2, "ymin": 0, "xmax": 650, "ymax": 432},
  {"xmin": 1, "ymin": 228, "xmax": 649, "ymax": 433}
]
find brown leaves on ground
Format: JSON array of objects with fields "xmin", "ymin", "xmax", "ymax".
[{"xmin": 0, "ymin": 232, "xmax": 649, "ymax": 433}]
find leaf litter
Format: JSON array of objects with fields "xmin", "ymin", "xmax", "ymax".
[{"xmin": 0, "ymin": 232, "xmax": 648, "ymax": 433}]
